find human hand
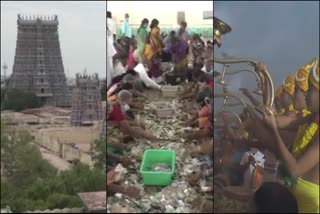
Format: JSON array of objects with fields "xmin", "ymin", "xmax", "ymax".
[
  {"xmin": 255, "ymin": 62, "xmax": 267, "ymax": 73},
  {"xmin": 239, "ymin": 88, "xmax": 251, "ymax": 96},
  {"xmin": 248, "ymin": 155, "xmax": 255, "ymax": 164},
  {"xmin": 262, "ymin": 108, "xmax": 277, "ymax": 129},
  {"xmin": 146, "ymin": 133, "xmax": 157, "ymax": 140},
  {"xmin": 107, "ymin": 169, "xmax": 120, "ymax": 185}
]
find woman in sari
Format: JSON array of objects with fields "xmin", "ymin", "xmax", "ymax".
[
  {"xmin": 169, "ymin": 37, "xmax": 189, "ymax": 74},
  {"xmin": 144, "ymin": 19, "xmax": 163, "ymax": 82},
  {"xmin": 136, "ymin": 18, "xmax": 149, "ymax": 64}
]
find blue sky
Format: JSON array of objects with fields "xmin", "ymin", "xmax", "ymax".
[
  {"xmin": 214, "ymin": 1, "xmax": 319, "ymax": 111},
  {"xmin": 214, "ymin": 1, "xmax": 319, "ymax": 88},
  {"xmin": 1, "ymin": 1, "xmax": 106, "ymax": 78}
]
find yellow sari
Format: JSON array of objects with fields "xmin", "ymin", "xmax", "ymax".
[
  {"xmin": 291, "ymin": 178, "xmax": 319, "ymax": 213},
  {"xmin": 290, "ymin": 116, "xmax": 319, "ymax": 213},
  {"xmin": 144, "ymin": 27, "xmax": 162, "ymax": 61}
]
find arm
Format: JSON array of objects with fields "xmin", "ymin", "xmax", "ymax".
[
  {"xmin": 277, "ymin": 114, "xmax": 309, "ymax": 131},
  {"xmin": 276, "ymin": 114, "xmax": 297, "ymax": 129},
  {"xmin": 119, "ymin": 120, "xmax": 156, "ymax": 139},
  {"xmin": 181, "ymin": 86, "xmax": 199, "ymax": 100},
  {"xmin": 272, "ymin": 126, "xmax": 319, "ymax": 178},
  {"xmin": 181, "ymin": 82, "xmax": 196, "ymax": 96},
  {"xmin": 187, "ymin": 128, "xmax": 210, "ymax": 140},
  {"xmin": 107, "ymin": 152, "xmax": 123, "ymax": 162},
  {"xmin": 132, "ymin": 89, "xmax": 148, "ymax": 100},
  {"xmin": 241, "ymin": 88, "xmax": 262, "ymax": 107},
  {"xmin": 108, "ymin": 141, "xmax": 128, "ymax": 150}
]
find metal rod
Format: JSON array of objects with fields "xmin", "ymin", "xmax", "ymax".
[{"xmin": 214, "ymin": 57, "xmax": 275, "ymax": 107}]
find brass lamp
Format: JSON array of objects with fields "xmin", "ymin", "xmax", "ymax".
[{"xmin": 213, "ymin": 16, "xmax": 232, "ymax": 48}]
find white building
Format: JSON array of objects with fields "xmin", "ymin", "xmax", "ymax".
[{"xmin": 107, "ymin": 1, "xmax": 213, "ymax": 38}]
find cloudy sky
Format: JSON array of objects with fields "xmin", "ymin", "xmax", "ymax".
[
  {"xmin": 1, "ymin": 1, "xmax": 106, "ymax": 78},
  {"xmin": 214, "ymin": 1, "xmax": 319, "ymax": 111}
]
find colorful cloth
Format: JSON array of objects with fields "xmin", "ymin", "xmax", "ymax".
[
  {"xmin": 282, "ymin": 74, "xmax": 296, "ymax": 96},
  {"xmin": 169, "ymin": 39, "xmax": 189, "ymax": 64},
  {"xmin": 275, "ymin": 86, "xmax": 283, "ymax": 99},
  {"xmin": 291, "ymin": 178, "xmax": 319, "ymax": 213},
  {"xmin": 144, "ymin": 27, "xmax": 162, "ymax": 60},
  {"xmin": 309, "ymin": 59, "xmax": 319, "ymax": 91},
  {"xmin": 137, "ymin": 27, "xmax": 148, "ymax": 53},
  {"xmin": 108, "ymin": 103, "xmax": 125, "ymax": 124},
  {"xmin": 121, "ymin": 19, "xmax": 132, "ymax": 38},
  {"xmin": 199, "ymin": 117, "xmax": 209, "ymax": 129}
]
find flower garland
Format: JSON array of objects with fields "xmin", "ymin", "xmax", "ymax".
[
  {"xmin": 279, "ymin": 104, "xmax": 297, "ymax": 115},
  {"xmin": 292, "ymin": 121, "xmax": 318, "ymax": 157},
  {"xmin": 301, "ymin": 109, "xmax": 311, "ymax": 117}
]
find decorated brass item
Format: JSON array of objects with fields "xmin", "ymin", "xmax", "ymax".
[
  {"xmin": 214, "ymin": 92, "xmax": 263, "ymax": 116},
  {"xmin": 214, "ymin": 57, "xmax": 275, "ymax": 108},
  {"xmin": 213, "ymin": 16, "xmax": 232, "ymax": 47},
  {"xmin": 218, "ymin": 68, "xmax": 263, "ymax": 95}
]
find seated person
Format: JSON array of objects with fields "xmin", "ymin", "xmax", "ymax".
[
  {"xmin": 107, "ymin": 168, "xmax": 141, "ymax": 200},
  {"xmin": 185, "ymin": 109, "xmax": 213, "ymax": 141},
  {"xmin": 197, "ymin": 72, "xmax": 212, "ymax": 96},
  {"xmin": 108, "ymin": 69, "xmax": 144, "ymax": 97},
  {"xmin": 133, "ymin": 63, "xmax": 161, "ymax": 90},
  {"xmin": 107, "ymin": 91, "xmax": 155, "ymax": 139},
  {"xmin": 111, "ymin": 54, "xmax": 129, "ymax": 85},
  {"xmin": 186, "ymin": 93, "xmax": 210, "ymax": 129},
  {"xmin": 181, "ymin": 69, "xmax": 204, "ymax": 100}
]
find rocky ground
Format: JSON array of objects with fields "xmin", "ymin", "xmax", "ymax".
[{"xmin": 107, "ymin": 88, "xmax": 213, "ymax": 213}]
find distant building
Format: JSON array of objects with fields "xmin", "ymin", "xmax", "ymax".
[
  {"xmin": 8, "ymin": 14, "xmax": 71, "ymax": 107},
  {"xmin": 70, "ymin": 71, "xmax": 102, "ymax": 126}
]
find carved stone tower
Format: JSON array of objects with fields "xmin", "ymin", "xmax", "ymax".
[
  {"xmin": 71, "ymin": 70, "xmax": 102, "ymax": 126},
  {"xmin": 8, "ymin": 14, "xmax": 71, "ymax": 107}
]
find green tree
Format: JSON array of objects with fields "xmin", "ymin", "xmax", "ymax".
[
  {"xmin": 1, "ymin": 119, "xmax": 105, "ymax": 212},
  {"xmin": 92, "ymin": 138, "xmax": 106, "ymax": 171},
  {"xmin": 2, "ymin": 89, "xmax": 44, "ymax": 111}
]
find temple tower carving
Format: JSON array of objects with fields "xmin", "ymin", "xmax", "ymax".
[
  {"xmin": 71, "ymin": 71, "xmax": 102, "ymax": 126},
  {"xmin": 8, "ymin": 14, "xmax": 71, "ymax": 107}
]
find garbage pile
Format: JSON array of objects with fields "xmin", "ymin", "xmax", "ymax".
[{"xmin": 107, "ymin": 90, "xmax": 212, "ymax": 213}]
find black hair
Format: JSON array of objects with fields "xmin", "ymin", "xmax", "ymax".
[
  {"xmin": 193, "ymin": 62, "xmax": 204, "ymax": 70},
  {"xmin": 126, "ymin": 69, "xmax": 138, "ymax": 76},
  {"xmin": 121, "ymin": 82, "xmax": 134, "ymax": 90},
  {"xmin": 254, "ymin": 182, "xmax": 298, "ymax": 213},
  {"xmin": 192, "ymin": 69, "xmax": 203, "ymax": 79},
  {"xmin": 107, "ymin": 11, "xmax": 112, "ymax": 18},
  {"xmin": 138, "ymin": 18, "xmax": 149, "ymax": 34},
  {"xmin": 198, "ymin": 73, "xmax": 210, "ymax": 84},
  {"xmin": 150, "ymin": 19, "xmax": 159, "ymax": 29}
]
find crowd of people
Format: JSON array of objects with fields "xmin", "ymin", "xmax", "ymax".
[
  {"xmin": 213, "ymin": 17, "xmax": 319, "ymax": 213},
  {"xmin": 106, "ymin": 11, "xmax": 319, "ymax": 213},
  {"xmin": 107, "ymin": 11, "xmax": 214, "ymax": 212}
]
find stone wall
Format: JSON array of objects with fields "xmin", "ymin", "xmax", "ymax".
[{"xmin": 34, "ymin": 131, "xmax": 94, "ymax": 167}]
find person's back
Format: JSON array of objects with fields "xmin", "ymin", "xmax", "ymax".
[{"xmin": 253, "ymin": 182, "xmax": 298, "ymax": 213}]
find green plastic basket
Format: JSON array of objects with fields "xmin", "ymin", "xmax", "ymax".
[{"xmin": 140, "ymin": 149, "xmax": 176, "ymax": 186}]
